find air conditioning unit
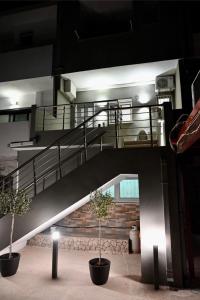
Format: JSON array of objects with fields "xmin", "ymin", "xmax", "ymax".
[{"xmin": 155, "ymin": 76, "xmax": 175, "ymax": 92}]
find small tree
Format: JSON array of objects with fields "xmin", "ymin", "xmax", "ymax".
[
  {"xmin": 89, "ymin": 190, "xmax": 113, "ymax": 265},
  {"xmin": 0, "ymin": 190, "xmax": 31, "ymax": 258}
]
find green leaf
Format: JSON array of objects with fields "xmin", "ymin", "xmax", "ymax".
[{"xmin": 0, "ymin": 190, "xmax": 31, "ymax": 216}]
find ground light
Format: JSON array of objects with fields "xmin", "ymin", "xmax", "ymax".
[
  {"xmin": 51, "ymin": 226, "xmax": 60, "ymax": 279},
  {"xmin": 153, "ymin": 245, "xmax": 159, "ymax": 290}
]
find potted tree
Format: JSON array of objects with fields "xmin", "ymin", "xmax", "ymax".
[
  {"xmin": 0, "ymin": 189, "xmax": 31, "ymax": 277},
  {"xmin": 89, "ymin": 190, "xmax": 113, "ymax": 285}
]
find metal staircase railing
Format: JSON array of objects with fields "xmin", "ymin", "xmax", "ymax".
[
  {"xmin": 0, "ymin": 104, "xmax": 166, "ymax": 200},
  {"xmin": 0, "ymin": 110, "xmax": 107, "ymax": 199}
]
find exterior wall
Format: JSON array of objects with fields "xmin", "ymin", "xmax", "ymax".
[
  {"xmin": 0, "ymin": 5, "xmax": 57, "ymax": 52},
  {"xmin": 179, "ymin": 58, "xmax": 200, "ymax": 113},
  {"xmin": 0, "ymin": 45, "xmax": 53, "ymax": 82},
  {"xmin": 29, "ymin": 234, "xmax": 129, "ymax": 254},
  {"xmin": 76, "ymin": 84, "xmax": 156, "ymax": 105},
  {"xmin": 56, "ymin": 202, "xmax": 140, "ymax": 238},
  {"xmin": 36, "ymin": 89, "xmax": 53, "ymax": 107},
  {"xmin": 0, "ymin": 121, "xmax": 30, "ymax": 176},
  {"xmin": 0, "ymin": 121, "xmax": 30, "ymax": 158},
  {"xmin": 55, "ymin": 3, "xmax": 186, "ymax": 74},
  {"xmin": 0, "ymin": 93, "xmax": 36, "ymax": 110},
  {"xmin": 175, "ymin": 63, "xmax": 182, "ymax": 109}
]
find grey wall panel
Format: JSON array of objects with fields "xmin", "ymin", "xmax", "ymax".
[
  {"xmin": 0, "ymin": 45, "xmax": 53, "ymax": 82},
  {"xmin": 0, "ymin": 121, "xmax": 30, "ymax": 158}
]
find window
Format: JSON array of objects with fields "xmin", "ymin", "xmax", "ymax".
[
  {"xmin": 120, "ymin": 179, "xmax": 139, "ymax": 199},
  {"xmin": 13, "ymin": 113, "xmax": 29, "ymax": 122},
  {"xmin": 103, "ymin": 177, "xmax": 139, "ymax": 202},
  {"xmin": 0, "ymin": 114, "xmax": 9, "ymax": 123},
  {"xmin": 120, "ymin": 104, "xmax": 132, "ymax": 122}
]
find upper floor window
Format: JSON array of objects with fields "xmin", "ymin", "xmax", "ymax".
[
  {"xmin": 120, "ymin": 179, "xmax": 139, "ymax": 199},
  {"xmin": 0, "ymin": 109, "xmax": 31, "ymax": 123},
  {"xmin": 103, "ymin": 177, "xmax": 139, "ymax": 202}
]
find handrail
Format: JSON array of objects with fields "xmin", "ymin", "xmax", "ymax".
[
  {"xmin": 36, "ymin": 101, "xmax": 163, "ymax": 109},
  {"xmin": 22, "ymin": 131, "xmax": 105, "ymax": 193},
  {"xmin": 1, "ymin": 103, "xmax": 165, "ymax": 195},
  {"xmin": 6, "ymin": 104, "xmax": 163, "ymax": 181},
  {"xmin": 2, "ymin": 109, "xmax": 105, "ymax": 181}
]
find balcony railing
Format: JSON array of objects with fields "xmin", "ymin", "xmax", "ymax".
[{"xmin": 33, "ymin": 100, "xmax": 168, "ymax": 148}]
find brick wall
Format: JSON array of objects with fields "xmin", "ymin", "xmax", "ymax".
[{"xmin": 56, "ymin": 202, "xmax": 140, "ymax": 239}]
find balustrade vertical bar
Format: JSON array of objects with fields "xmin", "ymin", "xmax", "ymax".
[
  {"xmin": 83, "ymin": 123, "xmax": 87, "ymax": 161},
  {"xmin": 84, "ymin": 103, "xmax": 86, "ymax": 122},
  {"xmin": 93, "ymin": 103, "xmax": 95, "ymax": 127},
  {"xmin": 58, "ymin": 145, "xmax": 62, "ymax": 179},
  {"xmin": 33, "ymin": 159, "xmax": 37, "ymax": 196},
  {"xmin": 163, "ymin": 102, "xmax": 173, "ymax": 148},
  {"xmin": 62, "ymin": 106, "xmax": 65, "ymax": 130},
  {"xmin": 100, "ymin": 136, "xmax": 103, "ymax": 152},
  {"xmin": 115, "ymin": 110, "xmax": 118, "ymax": 149},
  {"xmin": 107, "ymin": 102, "xmax": 110, "ymax": 126},
  {"xmin": 149, "ymin": 106, "xmax": 153, "ymax": 147},
  {"xmin": 43, "ymin": 108, "xmax": 46, "ymax": 131},
  {"xmin": 30, "ymin": 105, "xmax": 37, "ymax": 138}
]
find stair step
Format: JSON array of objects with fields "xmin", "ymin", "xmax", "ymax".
[{"xmin": 28, "ymin": 233, "xmax": 129, "ymax": 254}]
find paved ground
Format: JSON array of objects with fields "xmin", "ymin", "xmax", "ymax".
[{"xmin": 0, "ymin": 246, "xmax": 200, "ymax": 300}]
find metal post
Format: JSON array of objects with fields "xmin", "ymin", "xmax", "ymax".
[
  {"xmin": 83, "ymin": 123, "xmax": 87, "ymax": 161},
  {"xmin": 163, "ymin": 102, "xmax": 173, "ymax": 148},
  {"xmin": 115, "ymin": 110, "xmax": 118, "ymax": 149},
  {"xmin": 100, "ymin": 136, "xmax": 103, "ymax": 152},
  {"xmin": 62, "ymin": 105, "xmax": 65, "ymax": 130},
  {"xmin": 93, "ymin": 102, "xmax": 95, "ymax": 127},
  {"xmin": 58, "ymin": 145, "xmax": 62, "ymax": 179},
  {"xmin": 107, "ymin": 102, "xmax": 109, "ymax": 126},
  {"xmin": 153, "ymin": 245, "xmax": 159, "ymax": 290},
  {"xmin": 149, "ymin": 107, "xmax": 153, "ymax": 147},
  {"xmin": 30, "ymin": 105, "xmax": 37, "ymax": 139},
  {"xmin": 33, "ymin": 159, "xmax": 37, "ymax": 196},
  {"xmin": 43, "ymin": 108, "xmax": 46, "ymax": 131}
]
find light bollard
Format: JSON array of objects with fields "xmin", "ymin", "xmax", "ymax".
[
  {"xmin": 153, "ymin": 245, "xmax": 159, "ymax": 290},
  {"xmin": 51, "ymin": 227, "xmax": 60, "ymax": 279}
]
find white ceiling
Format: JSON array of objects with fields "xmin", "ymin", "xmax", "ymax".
[
  {"xmin": 0, "ymin": 59, "xmax": 178, "ymax": 100},
  {"xmin": 0, "ymin": 76, "xmax": 53, "ymax": 99},
  {"xmin": 63, "ymin": 59, "xmax": 178, "ymax": 91}
]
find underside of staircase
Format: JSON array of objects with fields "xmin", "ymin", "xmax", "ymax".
[{"xmin": 0, "ymin": 148, "xmax": 162, "ymax": 253}]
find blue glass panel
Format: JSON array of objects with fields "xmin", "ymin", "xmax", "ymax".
[
  {"xmin": 103, "ymin": 185, "xmax": 115, "ymax": 197},
  {"xmin": 120, "ymin": 179, "xmax": 139, "ymax": 198}
]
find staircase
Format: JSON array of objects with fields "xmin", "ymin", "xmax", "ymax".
[{"xmin": 0, "ymin": 105, "xmax": 164, "ymax": 254}]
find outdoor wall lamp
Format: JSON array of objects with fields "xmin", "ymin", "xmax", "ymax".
[{"xmin": 51, "ymin": 226, "xmax": 60, "ymax": 279}]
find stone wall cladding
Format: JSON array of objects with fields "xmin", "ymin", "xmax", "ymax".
[
  {"xmin": 56, "ymin": 202, "xmax": 140, "ymax": 238},
  {"xmin": 29, "ymin": 202, "xmax": 139, "ymax": 253},
  {"xmin": 28, "ymin": 234, "xmax": 129, "ymax": 254}
]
